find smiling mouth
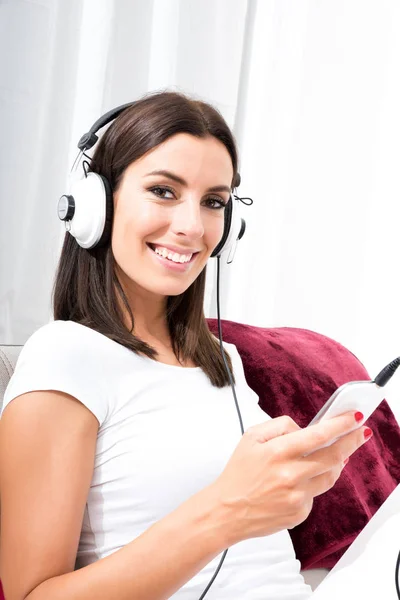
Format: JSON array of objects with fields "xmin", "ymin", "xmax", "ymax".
[{"xmin": 146, "ymin": 243, "xmax": 200, "ymax": 263}]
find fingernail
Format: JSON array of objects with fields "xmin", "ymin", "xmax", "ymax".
[
  {"xmin": 354, "ymin": 411, "xmax": 364, "ymax": 422},
  {"xmin": 343, "ymin": 458, "xmax": 349, "ymax": 466},
  {"xmin": 364, "ymin": 427, "xmax": 373, "ymax": 440}
]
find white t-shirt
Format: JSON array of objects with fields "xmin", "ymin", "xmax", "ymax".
[{"xmin": 1, "ymin": 320, "xmax": 312, "ymax": 599}]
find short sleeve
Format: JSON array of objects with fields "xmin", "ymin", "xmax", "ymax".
[
  {"xmin": 223, "ymin": 341, "xmax": 261, "ymax": 407},
  {"xmin": 1, "ymin": 321, "xmax": 109, "ymax": 425}
]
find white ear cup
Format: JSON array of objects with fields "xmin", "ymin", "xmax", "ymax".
[
  {"xmin": 65, "ymin": 173, "xmax": 108, "ymax": 249},
  {"xmin": 221, "ymin": 196, "xmax": 243, "ymax": 256},
  {"xmin": 211, "ymin": 194, "xmax": 243, "ymax": 259}
]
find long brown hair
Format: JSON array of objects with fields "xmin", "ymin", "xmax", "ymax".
[{"xmin": 53, "ymin": 90, "xmax": 239, "ymax": 387}]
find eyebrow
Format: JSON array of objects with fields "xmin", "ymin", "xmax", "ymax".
[{"xmin": 144, "ymin": 169, "xmax": 231, "ymax": 194}]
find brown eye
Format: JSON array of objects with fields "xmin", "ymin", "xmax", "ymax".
[
  {"xmin": 149, "ymin": 186, "xmax": 175, "ymax": 199},
  {"xmin": 205, "ymin": 197, "xmax": 227, "ymax": 210}
]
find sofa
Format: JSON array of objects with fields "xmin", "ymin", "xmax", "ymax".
[{"xmin": 1, "ymin": 319, "xmax": 399, "ymax": 596}]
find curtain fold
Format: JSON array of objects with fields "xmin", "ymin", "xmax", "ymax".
[{"xmin": 1, "ymin": 0, "xmax": 399, "ymax": 420}]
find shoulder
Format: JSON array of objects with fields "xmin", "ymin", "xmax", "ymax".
[
  {"xmin": 23, "ymin": 320, "xmax": 82, "ymax": 349},
  {"xmin": 211, "ymin": 334, "xmax": 243, "ymax": 370},
  {"xmin": 210, "ymin": 333, "xmax": 238, "ymax": 354},
  {"xmin": 220, "ymin": 338, "xmax": 241, "ymax": 360},
  {"xmin": 2, "ymin": 321, "xmax": 115, "ymax": 424},
  {"xmin": 12, "ymin": 320, "xmax": 122, "ymax": 395},
  {"xmin": 22, "ymin": 320, "xmax": 114, "ymax": 360},
  {"xmin": 25, "ymin": 320, "xmax": 93, "ymax": 346}
]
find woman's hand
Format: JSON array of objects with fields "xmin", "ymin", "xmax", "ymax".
[{"xmin": 211, "ymin": 412, "xmax": 372, "ymax": 545}]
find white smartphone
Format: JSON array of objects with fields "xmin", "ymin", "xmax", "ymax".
[
  {"xmin": 306, "ymin": 356, "xmax": 400, "ymax": 449},
  {"xmin": 308, "ymin": 379, "xmax": 386, "ymax": 427}
]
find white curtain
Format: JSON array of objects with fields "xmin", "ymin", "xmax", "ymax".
[
  {"xmin": 224, "ymin": 0, "xmax": 400, "ymax": 420},
  {"xmin": 1, "ymin": 0, "xmax": 399, "ymax": 420}
]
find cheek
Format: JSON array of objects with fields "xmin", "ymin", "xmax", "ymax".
[
  {"xmin": 112, "ymin": 204, "xmax": 155, "ymax": 242},
  {"xmin": 211, "ymin": 214, "xmax": 226, "ymax": 242},
  {"xmin": 111, "ymin": 208, "xmax": 164, "ymax": 264},
  {"xmin": 111, "ymin": 215, "xmax": 139, "ymax": 265}
]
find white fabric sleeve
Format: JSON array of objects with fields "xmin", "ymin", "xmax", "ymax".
[
  {"xmin": 223, "ymin": 341, "xmax": 261, "ymax": 407},
  {"xmin": 227, "ymin": 342, "xmax": 274, "ymax": 428},
  {"xmin": 1, "ymin": 322, "xmax": 109, "ymax": 425}
]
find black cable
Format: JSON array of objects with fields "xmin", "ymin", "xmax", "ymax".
[
  {"xmin": 233, "ymin": 194, "xmax": 253, "ymax": 206},
  {"xmin": 82, "ymin": 160, "xmax": 91, "ymax": 178},
  {"xmin": 396, "ymin": 549, "xmax": 400, "ymax": 599},
  {"xmin": 374, "ymin": 356, "xmax": 400, "ymax": 387},
  {"xmin": 197, "ymin": 255, "xmax": 245, "ymax": 599}
]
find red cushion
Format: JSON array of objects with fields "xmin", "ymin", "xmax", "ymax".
[{"xmin": 206, "ymin": 318, "xmax": 400, "ymax": 569}]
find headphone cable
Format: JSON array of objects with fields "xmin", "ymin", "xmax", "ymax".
[{"xmin": 197, "ymin": 254, "xmax": 245, "ymax": 599}]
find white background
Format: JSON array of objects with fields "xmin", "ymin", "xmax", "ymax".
[{"xmin": 1, "ymin": 0, "xmax": 399, "ymax": 422}]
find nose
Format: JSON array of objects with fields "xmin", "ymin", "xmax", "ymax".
[{"xmin": 170, "ymin": 197, "xmax": 205, "ymax": 240}]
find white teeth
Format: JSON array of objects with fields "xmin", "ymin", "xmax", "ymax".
[{"xmin": 153, "ymin": 246, "xmax": 192, "ymax": 263}]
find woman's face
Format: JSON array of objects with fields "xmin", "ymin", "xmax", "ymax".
[{"xmin": 111, "ymin": 133, "xmax": 234, "ymax": 302}]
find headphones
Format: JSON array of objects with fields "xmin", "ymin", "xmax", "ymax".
[{"xmin": 58, "ymin": 102, "xmax": 248, "ymax": 263}]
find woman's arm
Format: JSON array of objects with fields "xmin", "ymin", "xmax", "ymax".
[{"xmin": 0, "ymin": 391, "xmax": 231, "ymax": 600}]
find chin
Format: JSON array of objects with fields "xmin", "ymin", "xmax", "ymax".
[{"xmin": 154, "ymin": 282, "xmax": 194, "ymax": 296}]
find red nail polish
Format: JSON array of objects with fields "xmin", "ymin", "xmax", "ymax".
[
  {"xmin": 355, "ymin": 411, "xmax": 364, "ymax": 422},
  {"xmin": 343, "ymin": 458, "xmax": 349, "ymax": 465},
  {"xmin": 364, "ymin": 427, "xmax": 373, "ymax": 440}
]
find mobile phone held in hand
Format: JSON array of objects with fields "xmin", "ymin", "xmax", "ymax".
[{"xmin": 308, "ymin": 356, "xmax": 400, "ymax": 428}]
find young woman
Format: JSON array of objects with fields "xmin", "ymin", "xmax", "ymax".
[{"xmin": 0, "ymin": 91, "xmax": 372, "ymax": 600}]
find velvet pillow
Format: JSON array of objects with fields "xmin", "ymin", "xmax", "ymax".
[{"xmin": 206, "ymin": 318, "xmax": 400, "ymax": 569}]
